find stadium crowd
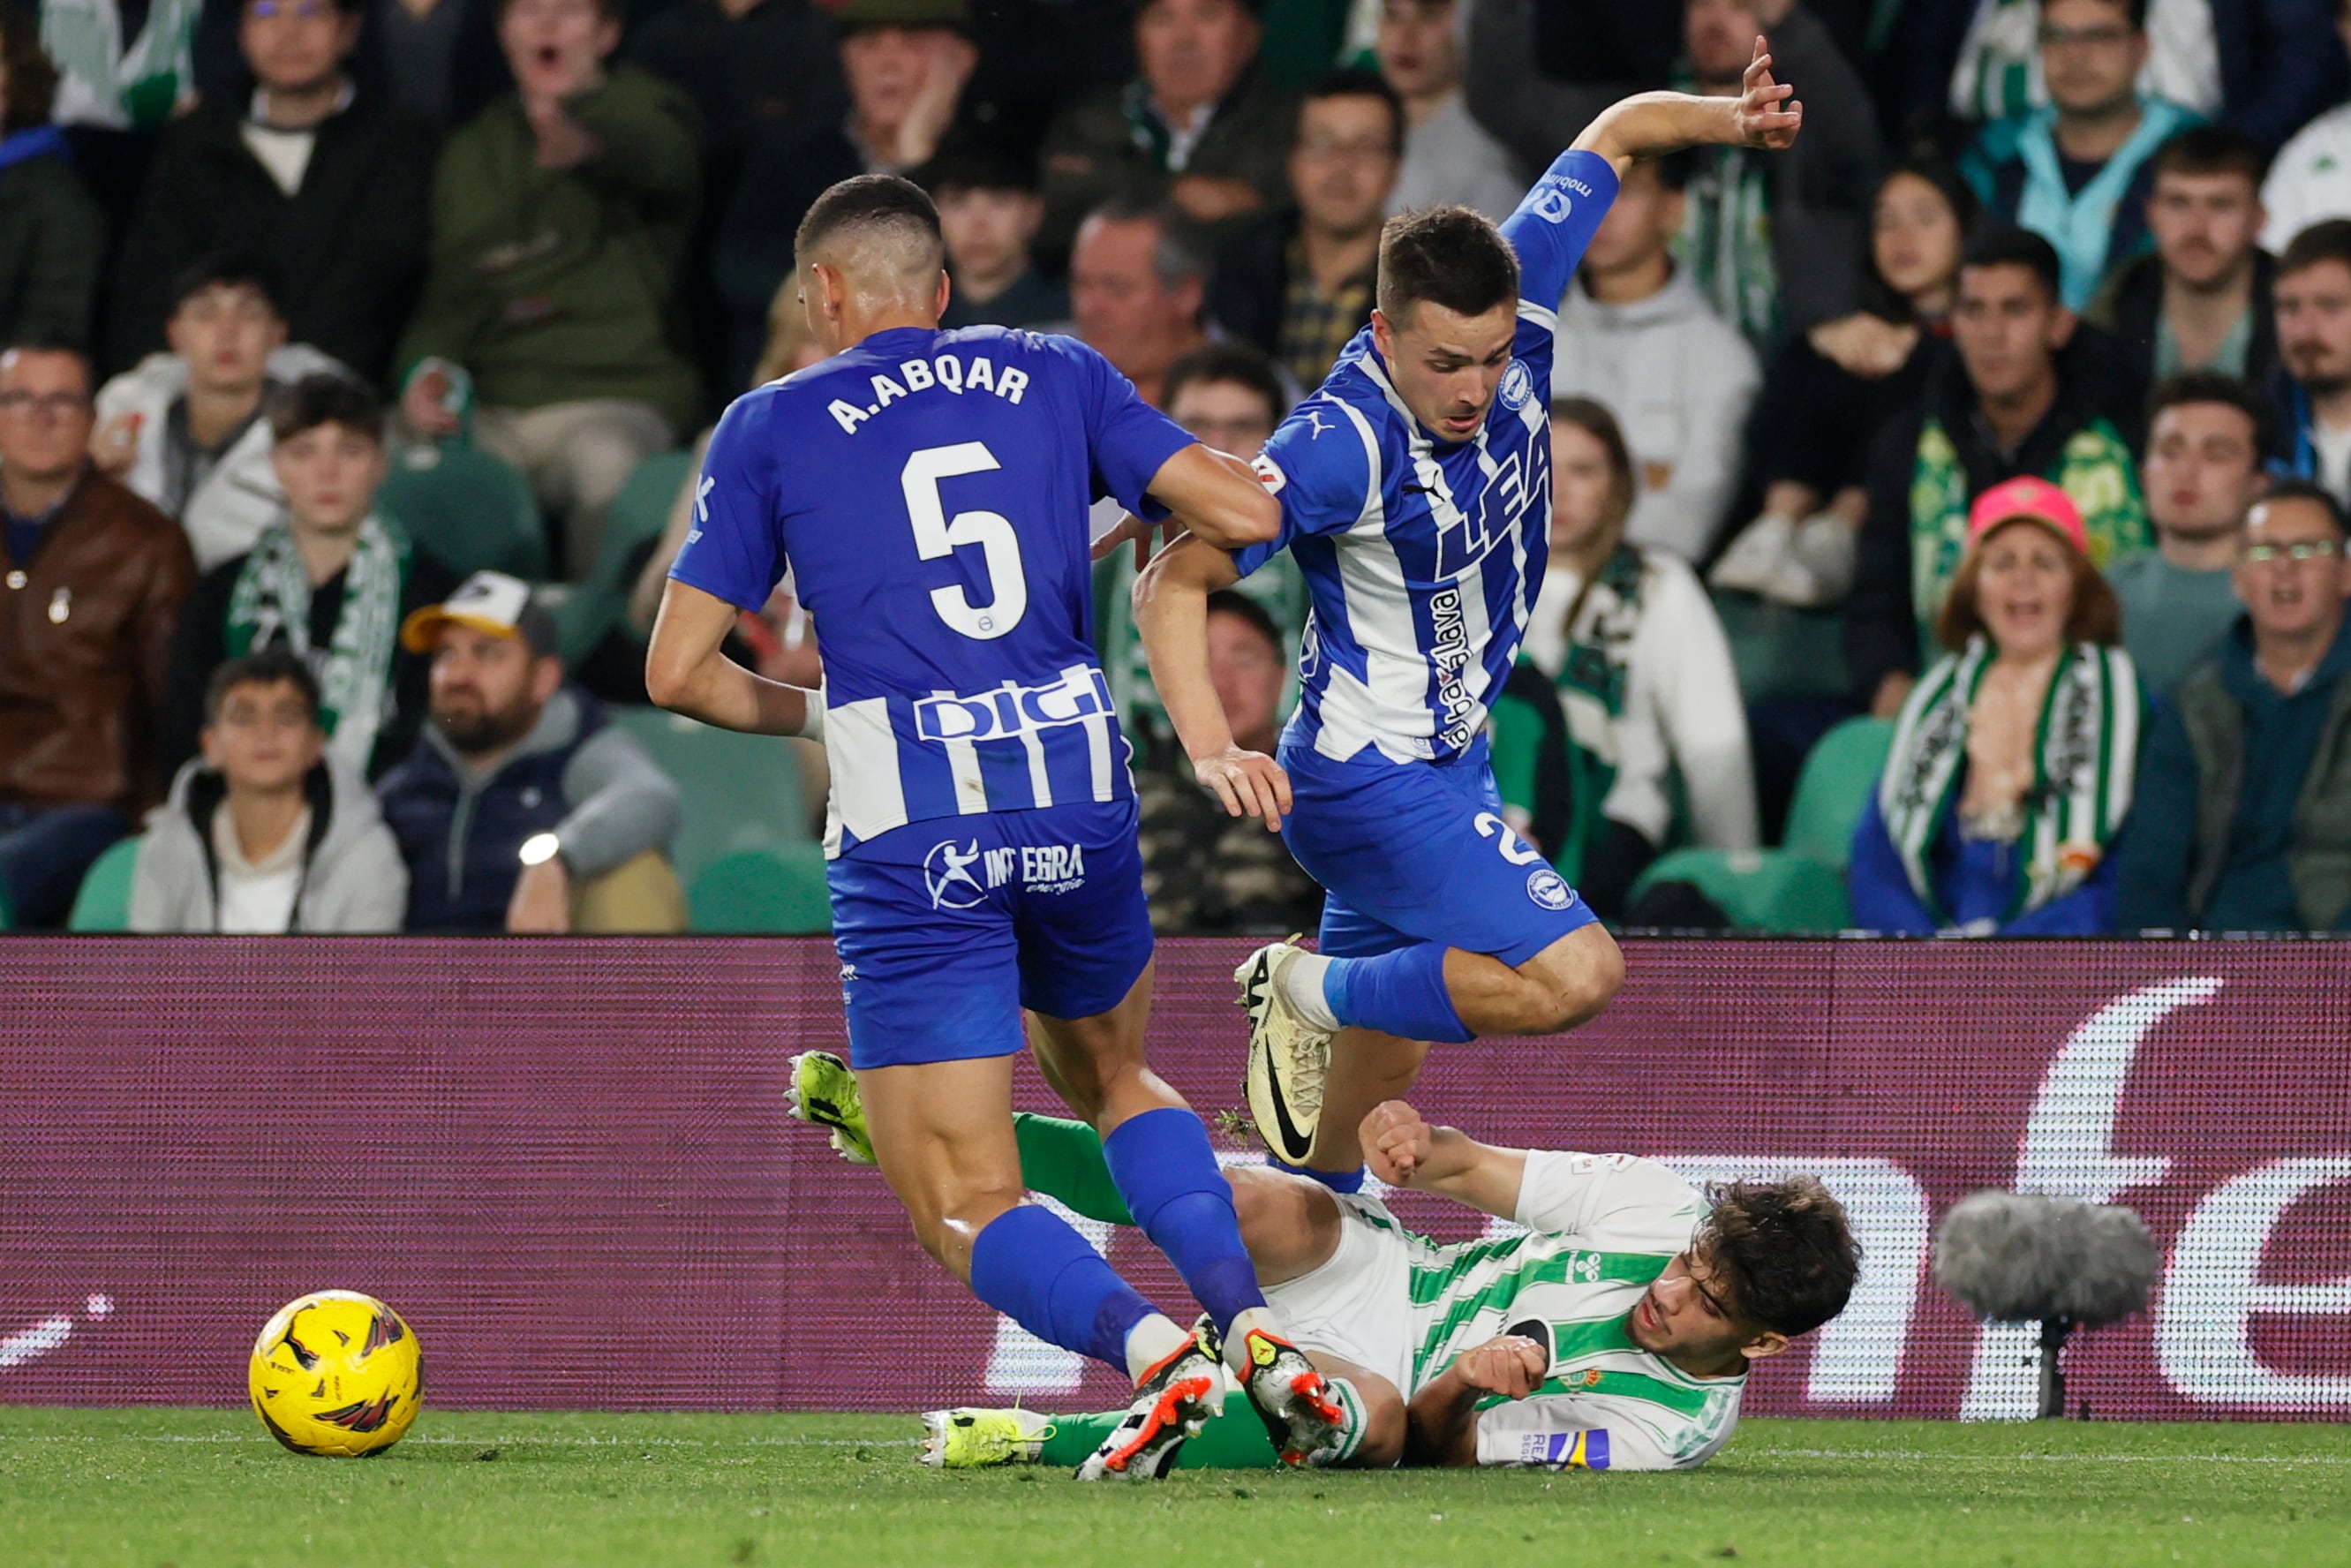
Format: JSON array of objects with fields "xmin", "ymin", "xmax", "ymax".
[{"xmin": 4, "ymin": 0, "xmax": 2351, "ymax": 938}]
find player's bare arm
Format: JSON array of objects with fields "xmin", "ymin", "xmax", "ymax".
[
  {"xmin": 1092, "ymin": 444, "xmax": 1280, "ymax": 568},
  {"xmin": 1359, "ymin": 1100, "xmax": 1527, "ymax": 1220},
  {"xmin": 1403, "ymin": 1334, "xmax": 1548, "ymax": 1468},
  {"xmin": 1572, "ymin": 37, "xmax": 1802, "ymax": 178},
  {"xmin": 644, "ymin": 577, "xmax": 821, "ymax": 738},
  {"xmin": 1133, "ymin": 531, "xmax": 1292, "ymax": 832}
]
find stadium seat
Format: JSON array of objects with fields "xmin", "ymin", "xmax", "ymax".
[
  {"xmin": 604, "ymin": 705, "xmax": 811, "ymax": 886},
  {"xmin": 536, "ymin": 450, "xmax": 699, "ymax": 664},
  {"xmin": 1624, "ymin": 717, "xmax": 1895, "ymax": 933},
  {"xmin": 67, "ymin": 837, "xmax": 142, "ymax": 932},
  {"xmin": 1710, "ymin": 589, "xmax": 1849, "ymax": 705},
  {"xmin": 1781, "ymin": 716, "xmax": 1896, "ymax": 864},
  {"xmin": 378, "ymin": 443, "xmax": 548, "ymax": 580},
  {"xmin": 689, "ymin": 843, "xmax": 832, "ymax": 933}
]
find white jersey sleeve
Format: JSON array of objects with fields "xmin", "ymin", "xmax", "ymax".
[
  {"xmin": 1473, "ymin": 1386, "xmax": 1738, "ymax": 1472},
  {"xmin": 1512, "ymin": 1150, "xmax": 1711, "ymax": 1253}
]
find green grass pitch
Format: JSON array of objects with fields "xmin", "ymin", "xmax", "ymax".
[{"xmin": 4, "ymin": 1409, "xmax": 2346, "ymax": 1567}]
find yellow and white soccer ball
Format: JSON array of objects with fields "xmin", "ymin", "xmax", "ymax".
[{"xmin": 248, "ymin": 1290, "xmax": 424, "ymax": 1457}]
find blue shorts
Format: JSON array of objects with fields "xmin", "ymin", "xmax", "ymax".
[
  {"xmin": 1278, "ymin": 735, "xmax": 1596, "ymax": 965},
  {"xmin": 827, "ymin": 799, "xmax": 1154, "ymax": 1070}
]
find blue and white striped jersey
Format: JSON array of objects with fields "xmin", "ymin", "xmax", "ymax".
[
  {"xmin": 1232, "ymin": 149, "xmax": 1621, "ymax": 766},
  {"xmin": 672, "ymin": 324, "xmax": 1194, "ymax": 857}
]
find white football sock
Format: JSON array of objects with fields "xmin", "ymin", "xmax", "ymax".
[
  {"xmin": 1122, "ymin": 1313, "xmax": 1194, "ymax": 1384},
  {"xmin": 1277, "ymin": 950, "xmax": 1341, "ymax": 1031}
]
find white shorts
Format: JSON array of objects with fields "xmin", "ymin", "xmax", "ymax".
[{"xmin": 1261, "ymin": 1191, "xmax": 1420, "ymax": 1398}]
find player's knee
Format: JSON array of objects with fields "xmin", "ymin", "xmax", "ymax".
[
  {"xmin": 1511, "ymin": 928, "xmax": 1625, "ymax": 1034},
  {"xmin": 1345, "ymin": 1382, "xmax": 1408, "ymax": 1469},
  {"xmin": 912, "ymin": 1185, "xmax": 1025, "ymax": 1266}
]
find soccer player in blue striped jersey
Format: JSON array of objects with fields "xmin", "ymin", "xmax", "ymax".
[
  {"xmin": 1131, "ymin": 41, "xmax": 1807, "ymax": 1180},
  {"xmin": 645, "ymin": 175, "xmax": 1344, "ymax": 1477}
]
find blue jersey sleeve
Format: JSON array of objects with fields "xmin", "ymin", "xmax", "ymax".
[
  {"xmin": 1058, "ymin": 335, "xmax": 1196, "ymax": 519},
  {"xmin": 668, "ymin": 390, "xmax": 787, "ymax": 612},
  {"xmin": 1230, "ymin": 395, "xmax": 1375, "ymax": 579},
  {"xmin": 1501, "ymin": 149, "xmax": 1621, "ymax": 314}
]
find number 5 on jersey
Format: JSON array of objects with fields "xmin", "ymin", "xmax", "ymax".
[{"xmin": 902, "ymin": 442, "xmax": 1028, "ymax": 641}]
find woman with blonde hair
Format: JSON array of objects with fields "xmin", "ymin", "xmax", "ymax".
[
  {"xmin": 1850, "ymin": 476, "xmax": 2143, "ymax": 935},
  {"xmin": 1488, "ymin": 397, "xmax": 1758, "ymax": 917}
]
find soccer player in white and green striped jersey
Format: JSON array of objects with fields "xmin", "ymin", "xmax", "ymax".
[{"xmin": 917, "ymin": 1099, "xmax": 1860, "ymax": 1474}]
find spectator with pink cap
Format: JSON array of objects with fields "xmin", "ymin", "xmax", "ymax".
[{"xmin": 1848, "ymin": 475, "xmax": 2145, "ymax": 935}]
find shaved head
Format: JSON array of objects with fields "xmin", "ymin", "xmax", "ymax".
[{"xmin": 796, "ymin": 173, "xmax": 948, "ymax": 300}]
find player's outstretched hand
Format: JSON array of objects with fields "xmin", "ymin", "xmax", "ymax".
[
  {"xmin": 1191, "ymin": 745, "xmax": 1292, "ymax": 832},
  {"xmin": 1361, "ymin": 1100, "xmax": 1435, "ymax": 1187},
  {"xmin": 1451, "ymin": 1336, "xmax": 1549, "ymax": 1401},
  {"xmin": 1735, "ymin": 37, "xmax": 1803, "ymax": 150}
]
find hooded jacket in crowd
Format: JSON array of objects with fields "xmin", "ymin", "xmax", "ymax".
[{"xmin": 130, "ymin": 750, "xmax": 406, "ymax": 931}]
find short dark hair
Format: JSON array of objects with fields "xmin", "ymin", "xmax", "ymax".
[
  {"xmin": 1376, "ymin": 207, "xmax": 1518, "ymax": 325},
  {"xmin": 1699, "ymin": 1176, "xmax": 1861, "ymax": 1340},
  {"xmin": 1, "ymin": 7, "xmax": 60, "ymax": 133},
  {"xmin": 916, "ymin": 142, "xmax": 1039, "ymax": 200},
  {"xmin": 1081, "ymin": 194, "xmax": 1211, "ymax": 288},
  {"xmin": 794, "ymin": 174, "xmax": 946, "ymax": 271},
  {"xmin": 2252, "ymin": 478, "xmax": 2350, "ymax": 537},
  {"xmin": 2147, "ymin": 371, "xmax": 2274, "ymax": 457},
  {"xmin": 1204, "ymin": 589, "xmax": 1282, "ymax": 655},
  {"xmin": 0, "ymin": 333, "xmax": 94, "ymax": 385},
  {"xmin": 1300, "ymin": 67, "xmax": 1405, "ymax": 158},
  {"xmin": 268, "ymin": 372, "xmax": 384, "ymax": 445},
  {"xmin": 1627, "ymin": 148, "xmax": 1699, "ymax": 193},
  {"xmin": 1958, "ymin": 225, "xmax": 2063, "ymax": 305},
  {"xmin": 2279, "ymin": 218, "xmax": 2351, "ymax": 281},
  {"xmin": 202, "ymin": 649, "xmax": 323, "ymax": 728},
  {"xmin": 168, "ymin": 254, "xmax": 283, "ymax": 319},
  {"xmin": 2151, "ymin": 124, "xmax": 2269, "ymax": 189},
  {"xmin": 1163, "ymin": 342, "xmax": 1285, "ymax": 426}
]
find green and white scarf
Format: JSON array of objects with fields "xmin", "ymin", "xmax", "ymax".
[
  {"xmin": 1879, "ymin": 637, "xmax": 2140, "ymax": 923},
  {"xmin": 1677, "ymin": 146, "xmax": 1780, "ymax": 350},
  {"xmin": 37, "ymin": 0, "xmax": 201, "ymax": 130},
  {"xmin": 1907, "ymin": 417, "xmax": 2148, "ymax": 658},
  {"xmin": 224, "ymin": 515, "xmax": 412, "ymax": 773},
  {"xmin": 1545, "ymin": 544, "xmax": 1647, "ymax": 883}
]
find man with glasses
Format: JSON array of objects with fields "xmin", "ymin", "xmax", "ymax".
[
  {"xmin": 1207, "ymin": 70, "xmax": 1403, "ymax": 393},
  {"xmin": 0, "ymin": 339, "xmax": 197, "ymax": 927},
  {"xmin": 1961, "ymin": 0, "xmax": 2202, "ymax": 310},
  {"xmin": 2119, "ymin": 480, "xmax": 2351, "ymax": 932}
]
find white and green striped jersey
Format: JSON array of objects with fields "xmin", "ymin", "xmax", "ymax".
[{"xmin": 1375, "ymin": 1150, "xmax": 1744, "ymax": 1472}]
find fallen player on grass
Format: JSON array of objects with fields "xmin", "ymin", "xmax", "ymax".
[{"xmin": 791, "ymin": 1059, "xmax": 1860, "ymax": 1474}]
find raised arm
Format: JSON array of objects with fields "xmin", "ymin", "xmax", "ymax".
[
  {"xmin": 1571, "ymin": 37, "xmax": 1802, "ymax": 179},
  {"xmin": 1358, "ymin": 1101, "xmax": 1529, "ymax": 1220}
]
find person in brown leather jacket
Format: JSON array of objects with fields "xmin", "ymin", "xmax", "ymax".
[{"xmin": 0, "ymin": 338, "xmax": 196, "ymax": 927}]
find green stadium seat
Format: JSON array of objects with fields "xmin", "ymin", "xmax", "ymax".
[
  {"xmin": 1782, "ymin": 716, "xmax": 1896, "ymax": 866},
  {"xmin": 68, "ymin": 836, "xmax": 142, "ymax": 932},
  {"xmin": 1624, "ymin": 717, "xmax": 1895, "ymax": 933},
  {"xmin": 1710, "ymin": 589, "xmax": 1849, "ymax": 705},
  {"xmin": 689, "ymin": 843, "xmax": 832, "ymax": 933},
  {"xmin": 539, "ymin": 449, "xmax": 698, "ymax": 663},
  {"xmin": 379, "ymin": 443, "xmax": 547, "ymax": 580},
  {"xmin": 605, "ymin": 705, "xmax": 811, "ymax": 886}
]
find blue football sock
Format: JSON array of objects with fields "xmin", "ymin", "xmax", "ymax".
[
  {"xmin": 1102, "ymin": 1108, "xmax": 1267, "ymax": 1336},
  {"xmin": 1322, "ymin": 940, "xmax": 1474, "ymax": 1044},
  {"xmin": 1265, "ymin": 1154, "xmax": 1365, "ymax": 1194},
  {"xmin": 968, "ymin": 1204, "xmax": 1153, "ymax": 1370}
]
